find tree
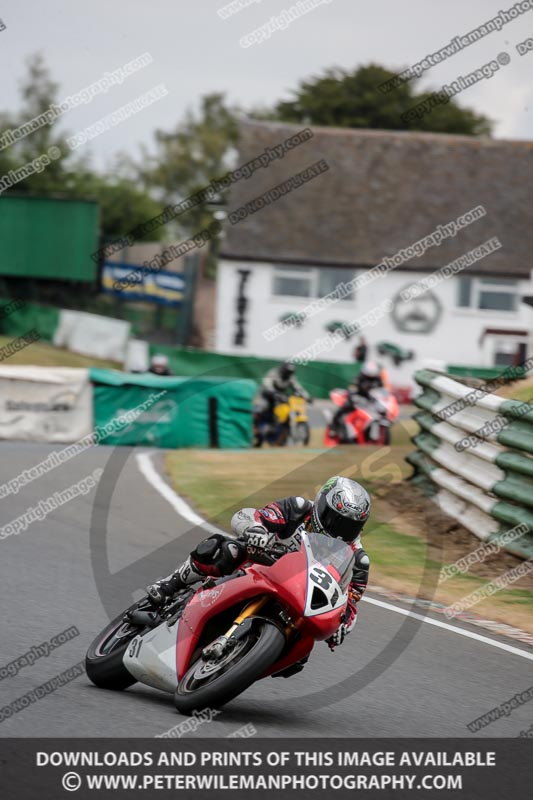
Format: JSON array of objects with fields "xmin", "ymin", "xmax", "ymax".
[
  {"xmin": 271, "ymin": 64, "xmax": 492, "ymax": 136},
  {"xmin": 0, "ymin": 54, "xmax": 71, "ymax": 194},
  {"xmin": 140, "ymin": 93, "xmax": 240, "ymax": 230},
  {"xmin": 0, "ymin": 54, "xmax": 166, "ymax": 241},
  {"xmin": 66, "ymin": 168, "xmax": 166, "ymax": 242}
]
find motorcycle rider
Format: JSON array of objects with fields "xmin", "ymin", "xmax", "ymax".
[
  {"xmin": 148, "ymin": 353, "xmax": 173, "ymax": 376},
  {"xmin": 256, "ymin": 361, "xmax": 311, "ymax": 424},
  {"xmin": 329, "ymin": 361, "xmax": 384, "ymax": 443},
  {"xmin": 147, "ymin": 476, "xmax": 370, "ymax": 651}
]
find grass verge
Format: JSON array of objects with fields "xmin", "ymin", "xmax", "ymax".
[
  {"xmin": 496, "ymin": 377, "xmax": 533, "ymax": 404},
  {"xmin": 0, "ymin": 336, "xmax": 120, "ymax": 369},
  {"xmin": 165, "ymin": 438, "xmax": 533, "ymax": 634}
]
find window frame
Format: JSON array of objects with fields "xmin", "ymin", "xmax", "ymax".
[
  {"xmin": 271, "ymin": 265, "xmax": 356, "ymax": 303},
  {"xmin": 456, "ymin": 276, "xmax": 518, "ymax": 313}
]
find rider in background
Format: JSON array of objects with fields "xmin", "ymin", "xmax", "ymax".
[
  {"xmin": 257, "ymin": 361, "xmax": 311, "ymax": 422},
  {"xmin": 353, "ymin": 336, "xmax": 368, "ymax": 365},
  {"xmin": 148, "ymin": 353, "xmax": 173, "ymax": 376},
  {"xmin": 147, "ymin": 476, "xmax": 371, "ymax": 653},
  {"xmin": 329, "ymin": 361, "xmax": 383, "ymax": 442}
]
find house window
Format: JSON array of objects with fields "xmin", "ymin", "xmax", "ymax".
[
  {"xmin": 272, "ymin": 265, "xmax": 355, "ymax": 301},
  {"xmin": 457, "ymin": 277, "xmax": 518, "ymax": 312},
  {"xmin": 272, "ymin": 266, "xmax": 314, "ymax": 298},
  {"xmin": 318, "ymin": 267, "xmax": 355, "ymax": 300}
]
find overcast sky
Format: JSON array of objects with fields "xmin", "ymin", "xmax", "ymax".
[{"xmin": 2, "ymin": 0, "xmax": 532, "ymax": 170}]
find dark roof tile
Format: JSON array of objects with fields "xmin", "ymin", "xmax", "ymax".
[{"xmin": 221, "ymin": 120, "xmax": 533, "ymax": 277}]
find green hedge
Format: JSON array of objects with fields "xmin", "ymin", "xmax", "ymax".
[
  {"xmin": 0, "ymin": 299, "xmax": 59, "ymax": 341},
  {"xmin": 148, "ymin": 344, "xmax": 359, "ymax": 400}
]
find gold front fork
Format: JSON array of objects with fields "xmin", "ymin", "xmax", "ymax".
[
  {"xmin": 225, "ymin": 596, "xmax": 297, "ymax": 640},
  {"xmin": 224, "ymin": 596, "xmax": 268, "ymax": 639}
]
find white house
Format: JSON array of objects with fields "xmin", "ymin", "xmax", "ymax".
[{"xmin": 216, "ymin": 121, "xmax": 533, "ymax": 387}]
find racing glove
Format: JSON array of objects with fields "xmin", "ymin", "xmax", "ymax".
[
  {"xmin": 243, "ymin": 525, "xmax": 275, "ymax": 551},
  {"xmin": 327, "ymin": 589, "xmax": 358, "ymax": 651}
]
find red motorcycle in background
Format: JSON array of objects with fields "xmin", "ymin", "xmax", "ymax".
[
  {"xmin": 324, "ymin": 387, "xmax": 399, "ymax": 447},
  {"xmin": 85, "ymin": 531, "xmax": 355, "ymax": 714}
]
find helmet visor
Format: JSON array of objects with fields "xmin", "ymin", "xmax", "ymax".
[{"xmin": 316, "ymin": 494, "xmax": 366, "ymax": 542}]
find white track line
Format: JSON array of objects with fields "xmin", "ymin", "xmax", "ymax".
[
  {"xmin": 137, "ymin": 452, "xmax": 533, "ymax": 662},
  {"xmin": 136, "ymin": 451, "xmax": 221, "ymax": 536},
  {"xmin": 363, "ymin": 596, "xmax": 533, "ymax": 661}
]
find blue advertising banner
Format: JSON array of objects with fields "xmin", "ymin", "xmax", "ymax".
[{"xmin": 101, "ymin": 262, "xmax": 185, "ymax": 306}]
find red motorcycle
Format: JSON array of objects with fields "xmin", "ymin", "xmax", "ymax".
[
  {"xmin": 85, "ymin": 531, "xmax": 355, "ymax": 714},
  {"xmin": 324, "ymin": 387, "xmax": 399, "ymax": 447}
]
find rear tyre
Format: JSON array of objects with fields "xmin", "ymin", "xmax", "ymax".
[
  {"xmin": 380, "ymin": 425, "xmax": 391, "ymax": 445},
  {"xmin": 174, "ymin": 619, "xmax": 285, "ymax": 714}
]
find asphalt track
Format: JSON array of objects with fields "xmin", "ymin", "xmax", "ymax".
[{"xmin": 0, "ymin": 442, "xmax": 532, "ymax": 739}]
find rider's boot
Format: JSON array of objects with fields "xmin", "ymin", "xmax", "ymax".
[{"xmin": 146, "ymin": 556, "xmax": 204, "ymax": 606}]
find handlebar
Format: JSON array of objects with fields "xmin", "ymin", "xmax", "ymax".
[
  {"xmin": 265, "ymin": 542, "xmax": 291, "ymax": 557},
  {"xmin": 237, "ymin": 536, "xmax": 291, "ymax": 565}
]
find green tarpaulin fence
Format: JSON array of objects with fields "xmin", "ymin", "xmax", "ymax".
[
  {"xmin": 447, "ymin": 364, "xmax": 526, "ymax": 380},
  {"xmin": 90, "ymin": 368, "xmax": 256, "ymax": 449}
]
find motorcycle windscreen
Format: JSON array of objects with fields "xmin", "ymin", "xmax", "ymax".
[{"xmin": 306, "ymin": 532, "xmax": 355, "ymax": 592}]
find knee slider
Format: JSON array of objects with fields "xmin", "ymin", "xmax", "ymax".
[
  {"xmin": 193, "ymin": 534, "xmax": 225, "ymax": 564},
  {"xmin": 221, "ymin": 539, "xmax": 247, "ymax": 564},
  {"xmin": 210, "ymin": 539, "xmax": 247, "ymax": 576}
]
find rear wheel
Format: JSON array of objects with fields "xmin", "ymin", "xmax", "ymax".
[
  {"xmin": 174, "ymin": 619, "xmax": 285, "ymax": 714},
  {"xmin": 380, "ymin": 425, "xmax": 391, "ymax": 445},
  {"xmin": 274, "ymin": 423, "xmax": 290, "ymax": 447}
]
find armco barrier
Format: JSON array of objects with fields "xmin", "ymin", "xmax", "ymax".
[{"xmin": 407, "ymin": 369, "xmax": 533, "ymax": 560}]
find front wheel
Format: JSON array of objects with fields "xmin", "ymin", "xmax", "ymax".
[
  {"xmin": 174, "ymin": 619, "xmax": 285, "ymax": 714},
  {"xmin": 294, "ymin": 421, "xmax": 310, "ymax": 446},
  {"xmin": 85, "ymin": 601, "xmax": 151, "ymax": 690}
]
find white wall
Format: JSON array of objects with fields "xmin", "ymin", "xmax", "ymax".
[{"xmin": 215, "ymin": 260, "xmax": 533, "ymax": 386}]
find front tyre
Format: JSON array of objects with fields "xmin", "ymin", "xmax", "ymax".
[
  {"xmin": 86, "ymin": 603, "xmax": 144, "ymax": 690},
  {"xmin": 295, "ymin": 420, "xmax": 310, "ymax": 446},
  {"xmin": 174, "ymin": 619, "xmax": 285, "ymax": 714}
]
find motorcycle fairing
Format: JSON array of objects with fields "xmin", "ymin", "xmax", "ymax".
[
  {"xmin": 123, "ymin": 619, "xmax": 181, "ymax": 693},
  {"xmin": 124, "ymin": 531, "xmax": 352, "ymax": 689}
]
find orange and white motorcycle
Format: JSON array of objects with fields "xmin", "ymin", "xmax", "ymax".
[{"xmin": 324, "ymin": 387, "xmax": 399, "ymax": 447}]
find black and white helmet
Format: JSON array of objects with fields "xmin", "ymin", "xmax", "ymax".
[
  {"xmin": 311, "ymin": 476, "xmax": 370, "ymax": 543},
  {"xmin": 279, "ymin": 361, "xmax": 296, "ymax": 381}
]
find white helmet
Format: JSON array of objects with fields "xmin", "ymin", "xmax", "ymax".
[{"xmin": 360, "ymin": 361, "xmax": 380, "ymax": 379}]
